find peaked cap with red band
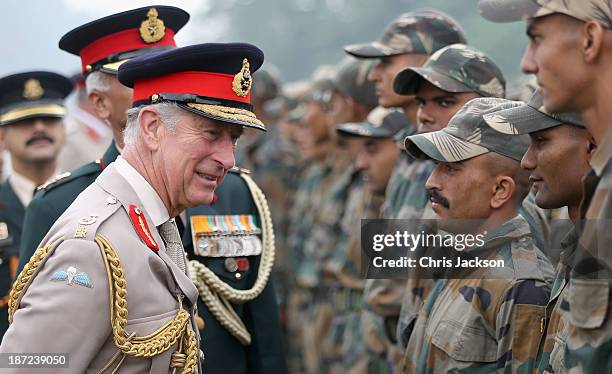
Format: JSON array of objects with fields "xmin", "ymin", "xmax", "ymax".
[
  {"xmin": 59, "ymin": 5, "xmax": 189, "ymax": 75},
  {"xmin": 117, "ymin": 42, "xmax": 267, "ymax": 131}
]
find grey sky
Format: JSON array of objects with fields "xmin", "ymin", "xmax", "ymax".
[{"xmin": 1, "ymin": 0, "xmax": 213, "ymax": 77}]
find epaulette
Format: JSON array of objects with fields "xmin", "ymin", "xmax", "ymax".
[
  {"xmin": 35, "ymin": 161, "xmax": 102, "ymax": 194},
  {"xmin": 229, "ymin": 166, "xmax": 251, "ymax": 175},
  {"xmin": 36, "ymin": 172, "xmax": 72, "ymax": 191}
]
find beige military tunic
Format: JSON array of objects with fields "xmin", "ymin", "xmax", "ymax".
[{"xmin": 0, "ymin": 160, "xmax": 201, "ymax": 373}]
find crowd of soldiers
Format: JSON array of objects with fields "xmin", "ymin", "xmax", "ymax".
[{"xmin": 0, "ymin": 0, "xmax": 610, "ymax": 373}]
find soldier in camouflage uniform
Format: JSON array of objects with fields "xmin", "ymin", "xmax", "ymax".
[
  {"xmin": 318, "ymin": 108, "xmax": 409, "ymax": 373},
  {"xmin": 401, "ymin": 97, "xmax": 553, "ymax": 373},
  {"xmin": 285, "ymin": 75, "xmax": 335, "ymax": 373},
  {"xmin": 297, "ymin": 59, "xmax": 377, "ymax": 373},
  {"xmin": 479, "ymin": 1, "xmax": 612, "ymax": 371},
  {"xmin": 343, "ymin": 12, "xmax": 469, "ymax": 371},
  {"xmin": 391, "ymin": 43, "xmax": 508, "ymax": 356},
  {"xmin": 484, "ymin": 90, "xmax": 592, "ymax": 373}
]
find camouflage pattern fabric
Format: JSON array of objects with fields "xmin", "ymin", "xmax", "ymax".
[
  {"xmin": 479, "ymin": 0, "xmax": 612, "ymax": 28},
  {"xmin": 394, "ymin": 43, "xmax": 506, "ymax": 98},
  {"xmin": 535, "ymin": 228, "xmax": 579, "ymax": 373},
  {"xmin": 286, "ymin": 162, "xmax": 327, "ymax": 373},
  {"xmin": 322, "ymin": 186, "xmax": 388, "ymax": 374},
  {"xmin": 564, "ymin": 128, "xmax": 612, "ymax": 373},
  {"xmin": 344, "ymin": 9, "xmax": 467, "ymax": 58},
  {"xmin": 402, "ymin": 215, "xmax": 553, "ymax": 373}
]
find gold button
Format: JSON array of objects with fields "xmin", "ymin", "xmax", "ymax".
[
  {"xmin": 85, "ymin": 65, "xmax": 92, "ymax": 72},
  {"xmin": 151, "ymin": 94, "xmax": 160, "ymax": 102}
]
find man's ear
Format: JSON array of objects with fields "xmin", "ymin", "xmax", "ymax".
[
  {"xmin": 0, "ymin": 127, "xmax": 6, "ymax": 144},
  {"xmin": 490, "ymin": 176, "xmax": 516, "ymax": 209},
  {"xmin": 89, "ymin": 91, "xmax": 111, "ymax": 121},
  {"xmin": 582, "ymin": 21, "xmax": 605, "ymax": 64},
  {"xmin": 138, "ymin": 106, "xmax": 163, "ymax": 151},
  {"xmin": 587, "ymin": 132, "xmax": 597, "ymax": 160}
]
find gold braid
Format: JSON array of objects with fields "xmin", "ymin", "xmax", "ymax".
[
  {"xmin": 8, "ymin": 234, "xmax": 198, "ymax": 372},
  {"xmin": 189, "ymin": 172, "xmax": 276, "ymax": 345},
  {"xmin": 8, "ymin": 236, "xmax": 64, "ymax": 323},
  {"xmin": 95, "ymin": 235, "xmax": 198, "ymax": 371}
]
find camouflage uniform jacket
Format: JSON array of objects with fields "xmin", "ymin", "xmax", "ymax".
[
  {"xmin": 287, "ymin": 162, "xmax": 325, "ymax": 281},
  {"xmin": 402, "ymin": 215, "xmax": 553, "ymax": 374},
  {"xmin": 365, "ymin": 157, "xmax": 435, "ymax": 317},
  {"xmin": 296, "ymin": 149, "xmax": 359, "ymax": 289},
  {"xmin": 565, "ymin": 128, "xmax": 612, "ymax": 373},
  {"xmin": 535, "ymin": 227, "xmax": 578, "ymax": 374}
]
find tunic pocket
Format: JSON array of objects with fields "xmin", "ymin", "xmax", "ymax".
[
  {"xmin": 567, "ymin": 278, "xmax": 609, "ymax": 329},
  {"xmin": 430, "ymin": 319, "xmax": 497, "ymax": 362}
]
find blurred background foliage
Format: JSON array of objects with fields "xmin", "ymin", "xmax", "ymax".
[{"xmin": 198, "ymin": 0, "xmax": 528, "ymax": 84}]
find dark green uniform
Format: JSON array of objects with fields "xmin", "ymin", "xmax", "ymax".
[
  {"xmin": 17, "ymin": 142, "xmax": 120, "ymax": 272},
  {"xmin": 0, "ymin": 182, "xmax": 24, "ymax": 340},
  {"xmin": 183, "ymin": 169, "xmax": 286, "ymax": 374}
]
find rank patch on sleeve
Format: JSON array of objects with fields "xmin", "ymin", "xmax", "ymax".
[{"xmin": 190, "ymin": 215, "xmax": 262, "ymax": 257}]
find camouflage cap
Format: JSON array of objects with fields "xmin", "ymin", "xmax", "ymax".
[
  {"xmin": 336, "ymin": 107, "xmax": 409, "ymax": 138},
  {"xmin": 333, "ymin": 58, "xmax": 378, "ymax": 107},
  {"xmin": 344, "ymin": 9, "xmax": 468, "ymax": 58},
  {"xmin": 393, "ymin": 44, "xmax": 506, "ymax": 98},
  {"xmin": 252, "ymin": 65, "xmax": 281, "ymax": 102},
  {"xmin": 405, "ymin": 97, "xmax": 529, "ymax": 162},
  {"xmin": 478, "ymin": 0, "xmax": 612, "ymax": 28},
  {"xmin": 483, "ymin": 89, "xmax": 584, "ymax": 135},
  {"xmin": 307, "ymin": 76, "xmax": 336, "ymax": 104}
]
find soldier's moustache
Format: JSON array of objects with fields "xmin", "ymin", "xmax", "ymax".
[
  {"xmin": 26, "ymin": 134, "xmax": 54, "ymax": 146},
  {"xmin": 428, "ymin": 189, "xmax": 450, "ymax": 209}
]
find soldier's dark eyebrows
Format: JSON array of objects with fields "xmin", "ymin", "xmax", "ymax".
[
  {"xmin": 415, "ymin": 93, "xmax": 456, "ymax": 103},
  {"xmin": 526, "ymin": 20, "xmax": 538, "ymax": 38},
  {"xmin": 364, "ymin": 138, "xmax": 379, "ymax": 148}
]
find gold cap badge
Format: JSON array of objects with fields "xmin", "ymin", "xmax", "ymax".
[
  {"xmin": 232, "ymin": 58, "xmax": 252, "ymax": 98},
  {"xmin": 139, "ymin": 7, "xmax": 165, "ymax": 44},
  {"xmin": 23, "ymin": 79, "xmax": 44, "ymax": 100}
]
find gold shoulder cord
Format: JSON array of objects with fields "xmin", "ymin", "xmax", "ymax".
[
  {"xmin": 9, "ymin": 236, "xmax": 198, "ymax": 373},
  {"xmin": 189, "ymin": 172, "xmax": 276, "ymax": 345}
]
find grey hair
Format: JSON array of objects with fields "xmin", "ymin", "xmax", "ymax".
[
  {"xmin": 123, "ymin": 102, "xmax": 184, "ymax": 146},
  {"xmin": 85, "ymin": 71, "xmax": 113, "ymax": 95}
]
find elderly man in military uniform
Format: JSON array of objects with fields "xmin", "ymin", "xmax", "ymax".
[
  {"xmin": 483, "ymin": 90, "xmax": 592, "ymax": 373},
  {"xmin": 18, "ymin": 5, "xmax": 190, "ymax": 273},
  {"xmin": 0, "ymin": 71, "xmax": 71, "ymax": 340},
  {"xmin": 400, "ymin": 98, "xmax": 553, "ymax": 373},
  {"xmin": 479, "ymin": 0, "xmax": 612, "ymax": 371},
  {"xmin": 0, "ymin": 41, "xmax": 269, "ymax": 373}
]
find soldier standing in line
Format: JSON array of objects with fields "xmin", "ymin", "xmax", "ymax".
[
  {"xmin": 484, "ymin": 90, "xmax": 593, "ymax": 373},
  {"xmin": 285, "ymin": 73, "xmax": 335, "ymax": 373},
  {"xmin": 330, "ymin": 107, "xmax": 409, "ymax": 373},
  {"xmin": 342, "ymin": 11, "xmax": 468, "ymax": 370},
  {"xmin": 479, "ymin": 0, "xmax": 612, "ymax": 370},
  {"xmin": 402, "ymin": 98, "xmax": 553, "ymax": 373},
  {"xmin": 0, "ymin": 71, "xmax": 70, "ymax": 340},
  {"xmin": 389, "ymin": 44, "xmax": 539, "ymax": 357}
]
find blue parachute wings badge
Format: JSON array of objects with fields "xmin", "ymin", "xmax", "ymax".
[{"xmin": 50, "ymin": 266, "xmax": 93, "ymax": 288}]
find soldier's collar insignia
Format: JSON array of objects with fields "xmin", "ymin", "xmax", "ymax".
[
  {"xmin": 128, "ymin": 204, "xmax": 159, "ymax": 251},
  {"xmin": 0, "ymin": 222, "xmax": 8, "ymax": 241},
  {"xmin": 139, "ymin": 7, "xmax": 166, "ymax": 44},
  {"xmin": 232, "ymin": 58, "xmax": 252, "ymax": 98},
  {"xmin": 50, "ymin": 266, "xmax": 93, "ymax": 288},
  {"xmin": 23, "ymin": 79, "xmax": 44, "ymax": 100}
]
